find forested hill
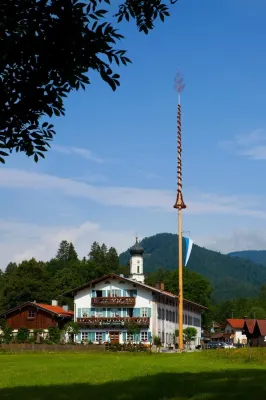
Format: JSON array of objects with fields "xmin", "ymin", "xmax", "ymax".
[
  {"xmin": 229, "ymin": 250, "xmax": 266, "ymax": 265},
  {"xmin": 119, "ymin": 233, "xmax": 266, "ymax": 301}
]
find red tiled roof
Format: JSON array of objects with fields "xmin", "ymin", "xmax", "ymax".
[
  {"xmin": 36, "ymin": 304, "xmax": 74, "ymax": 317},
  {"xmin": 226, "ymin": 319, "xmax": 245, "ymax": 329},
  {"xmin": 244, "ymin": 319, "xmax": 256, "ymax": 334},
  {"xmin": 256, "ymin": 320, "xmax": 266, "ymax": 336}
]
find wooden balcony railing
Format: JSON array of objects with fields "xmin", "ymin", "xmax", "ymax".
[
  {"xmin": 91, "ymin": 297, "xmax": 135, "ymax": 306},
  {"xmin": 77, "ymin": 317, "xmax": 150, "ymax": 328}
]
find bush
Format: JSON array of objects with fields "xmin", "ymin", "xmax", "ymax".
[
  {"xmin": 47, "ymin": 327, "xmax": 61, "ymax": 344},
  {"xmin": 17, "ymin": 327, "xmax": 30, "ymax": 343}
]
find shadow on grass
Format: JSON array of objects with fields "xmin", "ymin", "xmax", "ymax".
[{"xmin": 1, "ymin": 370, "xmax": 266, "ymax": 400}]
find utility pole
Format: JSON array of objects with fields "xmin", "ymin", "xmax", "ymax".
[{"xmin": 173, "ymin": 73, "xmax": 186, "ymax": 351}]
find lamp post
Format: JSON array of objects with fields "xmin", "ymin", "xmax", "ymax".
[{"xmin": 173, "ymin": 73, "xmax": 186, "ymax": 351}]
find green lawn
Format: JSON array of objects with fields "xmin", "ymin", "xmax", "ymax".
[{"xmin": 1, "ymin": 350, "xmax": 266, "ymax": 399}]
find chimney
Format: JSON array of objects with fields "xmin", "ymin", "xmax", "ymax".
[
  {"xmin": 156, "ymin": 282, "xmax": 165, "ymax": 291},
  {"xmin": 63, "ymin": 305, "xmax": 69, "ymax": 312},
  {"xmin": 52, "ymin": 300, "xmax": 58, "ymax": 307}
]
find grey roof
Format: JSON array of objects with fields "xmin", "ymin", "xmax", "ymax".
[{"xmin": 129, "ymin": 238, "xmax": 144, "ymax": 256}]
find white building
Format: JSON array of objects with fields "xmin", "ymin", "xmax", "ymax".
[
  {"xmin": 224, "ymin": 319, "xmax": 247, "ymax": 344},
  {"xmin": 68, "ymin": 239, "xmax": 206, "ymax": 347}
]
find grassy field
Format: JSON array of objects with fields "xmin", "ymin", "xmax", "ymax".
[{"xmin": 1, "ymin": 349, "xmax": 266, "ymax": 399}]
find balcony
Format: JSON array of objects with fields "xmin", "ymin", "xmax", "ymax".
[
  {"xmin": 91, "ymin": 297, "xmax": 135, "ymax": 306},
  {"xmin": 77, "ymin": 317, "xmax": 150, "ymax": 328}
]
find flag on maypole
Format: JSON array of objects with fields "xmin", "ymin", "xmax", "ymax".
[{"xmin": 184, "ymin": 237, "xmax": 193, "ymax": 266}]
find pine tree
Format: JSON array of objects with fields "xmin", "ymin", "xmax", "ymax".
[
  {"xmin": 106, "ymin": 247, "xmax": 119, "ymax": 272},
  {"xmin": 68, "ymin": 243, "xmax": 78, "ymax": 261},
  {"xmin": 56, "ymin": 240, "xmax": 70, "ymax": 263}
]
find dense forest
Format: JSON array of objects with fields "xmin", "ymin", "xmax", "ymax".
[
  {"xmin": 120, "ymin": 233, "xmax": 266, "ymax": 301},
  {"xmin": 0, "ymin": 240, "xmax": 125, "ymax": 312},
  {"xmin": 229, "ymin": 250, "xmax": 266, "ymax": 265}
]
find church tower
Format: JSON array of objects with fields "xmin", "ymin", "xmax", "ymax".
[{"xmin": 129, "ymin": 238, "xmax": 145, "ymax": 283}]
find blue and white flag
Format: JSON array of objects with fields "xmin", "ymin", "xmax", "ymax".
[{"xmin": 184, "ymin": 237, "xmax": 193, "ymax": 266}]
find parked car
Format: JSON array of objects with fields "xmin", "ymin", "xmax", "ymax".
[
  {"xmin": 220, "ymin": 342, "xmax": 235, "ymax": 349},
  {"xmin": 206, "ymin": 341, "xmax": 223, "ymax": 349}
]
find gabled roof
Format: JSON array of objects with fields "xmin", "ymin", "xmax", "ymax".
[
  {"xmin": 0, "ymin": 302, "xmax": 74, "ymax": 319},
  {"xmin": 36, "ymin": 304, "xmax": 74, "ymax": 317},
  {"xmin": 226, "ymin": 319, "xmax": 245, "ymax": 329},
  {"xmin": 256, "ymin": 320, "xmax": 266, "ymax": 337},
  {"xmin": 63, "ymin": 273, "xmax": 207, "ymax": 310},
  {"xmin": 244, "ymin": 319, "xmax": 256, "ymax": 334}
]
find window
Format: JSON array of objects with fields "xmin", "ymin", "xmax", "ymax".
[
  {"xmin": 95, "ymin": 308, "xmax": 105, "ymax": 317},
  {"xmin": 166, "ymin": 333, "xmax": 168, "ymax": 343},
  {"xmin": 127, "ymin": 333, "xmax": 134, "ymax": 341},
  {"xmin": 141, "ymin": 331, "xmax": 148, "ymax": 342},
  {"xmin": 188, "ymin": 316, "xmax": 193, "ymax": 325},
  {"xmin": 193, "ymin": 317, "xmax": 201, "ymax": 327},
  {"xmin": 141, "ymin": 308, "xmax": 148, "ymax": 317},
  {"xmin": 166, "ymin": 310, "xmax": 169, "ymax": 321},
  {"xmin": 111, "ymin": 308, "xmax": 120, "ymax": 317},
  {"xmin": 82, "ymin": 332, "xmax": 88, "ymax": 341},
  {"xmin": 28, "ymin": 310, "xmax": 36, "ymax": 318},
  {"xmin": 96, "ymin": 332, "xmax": 103, "ymax": 342},
  {"xmin": 107, "ymin": 289, "xmax": 121, "ymax": 297},
  {"xmin": 162, "ymin": 309, "xmax": 165, "ymax": 320},
  {"xmin": 137, "ymin": 265, "xmax": 139, "ymax": 273},
  {"xmin": 158, "ymin": 307, "xmax": 161, "ymax": 319}
]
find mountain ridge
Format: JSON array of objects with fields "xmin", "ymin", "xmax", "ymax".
[{"xmin": 119, "ymin": 233, "xmax": 266, "ymax": 301}]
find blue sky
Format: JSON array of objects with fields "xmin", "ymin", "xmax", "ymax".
[{"xmin": 1, "ymin": 0, "xmax": 266, "ymax": 267}]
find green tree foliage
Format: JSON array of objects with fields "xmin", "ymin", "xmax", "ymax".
[
  {"xmin": 120, "ymin": 233, "xmax": 266, "ymax": 301},
  {"xmin": 211, "ymin": 290, "xmax": 266, "ymax": 324},
  {"xmin": 56, "ymin": 240, "xmax": 78, "ymax": 263},
  {"xmin": 183, "ymin": 327, "xmax": 197, "ymax": 349},
  {"xmin": 16, "ymin": 327, "xmax": 30, "ymax": 343},
  {"xmin": 145, "ymin": 268, "xmax": 212, "ymax": 308},
  {"xmin": 0, "ymin": 240, "xmax": 122, "ymax": 312},
  {"xmin": 0, "ymin": 0, "xmax": 176, "ymax": 163},
  {"xmin": 2, "ymin": 258, "xmax": 52, "ymax": 309},
  {"xmin": 48, "ymin": 326, "xmax": 61, "ymax": 344}
]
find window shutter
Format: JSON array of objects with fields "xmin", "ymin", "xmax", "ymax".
[
  {"xmin": 92, "ymin": 290, "xmax": 96, "ymax": 298},
  {"xmin": 148, "ymin": 332, "xmax": 152, "ymax": 342},
  {"xmin": 123, "ymin": 308, "xmax": 127, "ymax": 317},
  {"xmin": 133, "ymin": 308, "xmax": 140, "ymax": 317},
  {"xmin": 123, "ymin": 289, "xmax": 127, "ymax": 297},
  {"xmin": 148, "ymin": 308, "xmax": 152, "ymax": 318},
  {"xmin": 102, "ymin": 290, "xmax": 106, "ymax": 297},
  {"xmin": 91, "ymin": 332, "xmax": 96, "ymax": 342},
  {"xmin": 122, "ymin": 332, "xmax": 127, "ymax": 342},
  {"xmin": 107, "ymin": 309, "xmax": 111, "ymax": 317},
  {"xmin": 102, "ymin": 332, "xmax": 106, "ymax": 342},
  {"xmin": 77, "ymin": 333, "xmax": 81, "ymax": 342},
  {"xmin": 77, "ymin": 308, "xmax": 82, "ymax": 318},
  {"xmin": 133, "ymin": 290, "xmax": 137, "ymax": 297},
  {"xmin": 118, "ymin": 308, "xmax": 121, "ymax": 316},
  {"xmin": 103, "ymin": 308, "xmax": 107, "ymax": 317}
]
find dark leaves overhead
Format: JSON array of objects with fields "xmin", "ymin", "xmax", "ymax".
[{"xmin": 0, "ymin": 0, "xmax": 175, "ymax": 163}]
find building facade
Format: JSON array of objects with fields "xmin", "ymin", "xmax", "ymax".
[
  {"xmin": 0, "ymin": 301, "xmax": 74, "ymax": 335},
  {"xmin": 224, "ymin": 319, "xmax": 247, "ymax": 344},
  {"xmin": 68, "ymin": 239, "xmax": 206, "ymax": 347}
]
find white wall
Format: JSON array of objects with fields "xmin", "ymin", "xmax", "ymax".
[
  {"xmin": 74, "ymin": 278, "xmax": 153, "ymax": 343},
  {"xmin": 224, "ymin": 323, "xmax": 247, "ymax": 344}
]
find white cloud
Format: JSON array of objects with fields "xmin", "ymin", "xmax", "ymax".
[
  {"xmin": 197, "ymin": 228, "xmax": 266, "ymax": 254},
  {"xmin": 0, "ymin": 168, "xmax": 266, "ymax": 218},
  {"xmin": 52, "ymin": 144, "xmax": 104, "ymax": 163},
  {"xmin": 0, "ymin": 219, "xmax": 135, "ymax": 269},
  {"xmin": 220, "ymin": 129, "xmax": 266, "ymax": 160}
]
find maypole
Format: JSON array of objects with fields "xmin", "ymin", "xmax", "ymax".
[{"xmin": 173, "ymin": 73, "xmax": 186, "ymax": 351}]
